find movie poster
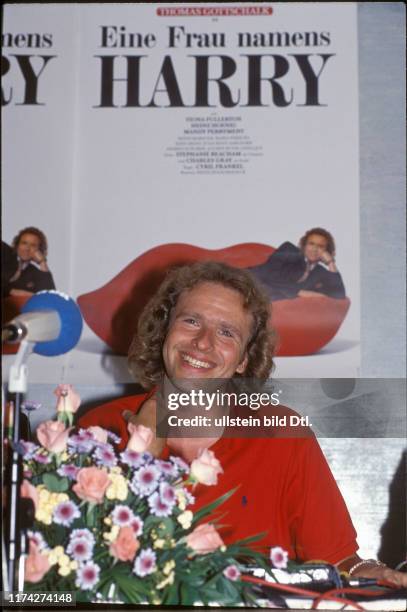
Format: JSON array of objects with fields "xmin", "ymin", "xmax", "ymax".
[{"xmin": 2, "ymin": 2, "xmax": 359, "ymax": 384}]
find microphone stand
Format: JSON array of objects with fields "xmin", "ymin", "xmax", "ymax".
[{"xmin": 4, "ymin": 339, "xmax": 33, "ymax": 591}]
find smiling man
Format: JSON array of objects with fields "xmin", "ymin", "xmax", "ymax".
[
  {"xmin": 78, "ymin": 261, "xmax": 405, "ymax": 586},
  {"xmin": 161, "ymin": 282, "xmax": 251, "ymax": 380}
]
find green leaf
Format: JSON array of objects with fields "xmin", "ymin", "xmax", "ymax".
[
  {"xmin": 220, "ymin": 576, "xmax": 240, "ymax": 601},
  {"xmin": 156, "ymin": 517, "xmax": 174, "ymax": 537},
  {"xmin": 179, "ymin": 582, "xmax": 199, "ymax": 605},
  {"xmin": 160, "ymin": 581, "xmax": 180, "ymax": 605},
  {"xmin": 107, "ymin": 567, "xmax": 151, "ymax": 603},
  {"xmin": 143, "ymin": 515, "xmax": 161, "ymax": 530},
  {"xmin": 197, "ymin": 585, "xmax": 225, "ymax": 605},
  {"xmin": 51, "ymin": 524, "xmax": 66, "ymax": 546},
  {"xmin": 232, "ymin": 531, "xmax": 268, "ymax": 547},
  {"xmin": 42, "ymin": 473, "xmax": 69, "ymax": 492},
  {"xmin": 192, "ymin": 486, "xmax": 239, "ymax": 523},
  {"xmin": 86, "ymin": 502, "xmax": 96, "ymax": 527}
]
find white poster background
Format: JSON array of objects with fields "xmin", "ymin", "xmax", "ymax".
[{"xmin": 2, "ymin": 3, "xmax": 359, "ymax": 384}]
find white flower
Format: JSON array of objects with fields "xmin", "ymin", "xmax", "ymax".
[
  {"xmin": 133, "ymin": 548, "xmax": 157, "ymax": 577},
  {"xmin": 156, "ymin": 459, "xmax": 178, "ymax": 477},
  {"xmin": 70, "ymin": 529, "xmax": 95, "ymax": 546},
  {"xmin": 270, "ymin": 546, "xmax": 289, "ymax": 569},
  {"xmin": 170, "ymin": 455, "xmax": 190, "ymax": 474},
  {"xmin": 111, "ymin": 505, "xmax": 135, "ymax": 527},
  {"xmin": 75, "ymin": 561, "xmax": 100, "ymax": 590},
  {"xmin": 120, "ymin": 449, "xmax": 144, "ymax": 468},
  {"xmin": 130, "ymin": 465, "xmax": 160, "ymax": 496},
  {"xmin": 148, "ymin": 492, "xmax": 173, "ymax": 517},
  {"xmin": 67, "ymin": 537, "xmax": 93, "ymax": 562},
  {"xmin": 53, "ymin": 500, "xmax": 80, "ymax": 527},
  {"xmin": 223, "ymin": 564, "xmax": 241, "ymax": 581},
  {"xmin": 159, "ymin": 482, "xmax": 176, "ymax": 505}
]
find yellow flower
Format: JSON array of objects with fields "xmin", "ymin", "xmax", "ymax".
[
  {"xmin": 163, "ymin": 560, "xmax": 175, "ymax": 575},
  {"xmin": 47, "ymin": 552, "xmax": 58, "ymax": 566},
  {"xmin": 104, "ymin": 517, "xmax": 112, "ymax": 525},
  {"xmin": 176, "ymin": 489, "xmax": 187, "ymax": 510},
  {"xmin": 106, "ymin": 473, "xmax": 128, "ymax": 501},
  {"xmin": 103, "ymin": 525, "xmax": 120, "ymax": 542},
  {"xmin": 58, "ymin": 554, "xmax": 71, "ymax": 567},
  {"xmin": 36, "ymin": 509, "xmax": 52, "ymax": 525},
  {"xmin": 177, "ymin": 510, "xmax": 193, "ymax": 530},
  {"xmin": 35, "ymin": 490, "xmax": 69, "ymax": 525},
  {"xmin": 153, "ymin": 539, "xmax": 165, "ymax": 549},
  {"xmin": 48, "ymin": 545, "xmax": 65, "ymax": 565},
  {"xmin": 58, "ymin": 565, "xmax": 71, "ymax": 577}
]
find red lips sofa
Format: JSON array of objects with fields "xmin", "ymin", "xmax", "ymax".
[{"xmin": 77, "ymin": 243, "xmax": 350, "ymax": 357}]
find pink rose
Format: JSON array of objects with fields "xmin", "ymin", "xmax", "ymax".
[
  {"xmin": 21, "ymin": 479, "xmax": 39, "ymax": 511},
  {"xmin": 87, "ymin": 426, "xmax": 109, "ymax": 444},
  {"xmin": 126, "ymin": 423, "xmax": 153, "ymax": 453},
  {"xmin": 25, "ymin": 540, "xmax": 50, "ymax": 583},
  {"xmin": 72, "ymin": 466, "xmax": 111, "ymax": 504},
  {"xmin": 36, "ymin": 420, "xmax": 72, "ymax": 453},
  {"xmin": 190, "ymin": 449, "xmax": 223, "ymax": 486},
  {"xmin": 54, "ymin": 384, "xmax": 81, "ymax": 414},
  {"xmin": 109, "ymin": 526, "xmax": 140, "ymax": 562},
  {"xmin": 186, "ymin": 523, "xmax": 224, "ymax": 554}
]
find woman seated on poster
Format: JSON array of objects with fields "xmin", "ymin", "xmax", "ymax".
[
  {"xmin": 247, "ymin": 227, "xmax": 346, "ymax": 301},
  {"xmin": 5, "ymin": 226, "xmax": 56, "ymax": 297}
]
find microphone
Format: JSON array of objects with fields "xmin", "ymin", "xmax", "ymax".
[{"xmin": 2, "ymin": 290, "xmax": 83, "ymax": 356}]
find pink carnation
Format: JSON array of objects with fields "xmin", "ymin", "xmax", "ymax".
[
  {"xmin": 109, "ymin": 526, "xmax": 140, "ymax": 562},
  {"xmin": 72, "ymin": 466, "xmax": 111, "ymax": 504},
  {"xmin": 190, "ymin": 449, "xmax": 223, "ymax": 486},
  {"xmin": 54, "ymin": 384, "xmax": 81, "ymax": 414},
  {"xmin": 36, "ymin": 420, "xmax": 72, "ymax": 453},
  {"xmin": 186, "ymin": 523, "xmax": 224, "ymax": 554},
  {"xmin": 25, "ymin": 540, "xmax": 50, "ymax": 583},
  {"xmin": 126, "ymin": 423, "xmax": 153, "ymax": 453},
  {"xmin": 87, "ymin": 426, "xmax": 109, "ymax": 444}
]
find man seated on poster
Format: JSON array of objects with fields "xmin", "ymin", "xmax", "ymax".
[
  {"xmin": 78, "ymin": 261, "xmax": 405, "ymax": 586},
  {"xmin": 6, "ymin": 226, "xmax": 56, "ymax": 297},
  {"xmin": 247, "ymin": 227, "xmax": 346, "ymax": 301}
]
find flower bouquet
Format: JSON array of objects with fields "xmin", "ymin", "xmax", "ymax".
[{"xmin": 18, "ymin": 385, "xmax": 276, "ymax": 606}]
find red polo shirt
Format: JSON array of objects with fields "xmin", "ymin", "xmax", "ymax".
[{"xmin": 78, "ymin": 393, "xmax": 358, "ymax": 564}]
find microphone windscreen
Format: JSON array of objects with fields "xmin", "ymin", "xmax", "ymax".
[{"xmin": 21, "ymin": 291, "xmax": 83, "ymax": 356}]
